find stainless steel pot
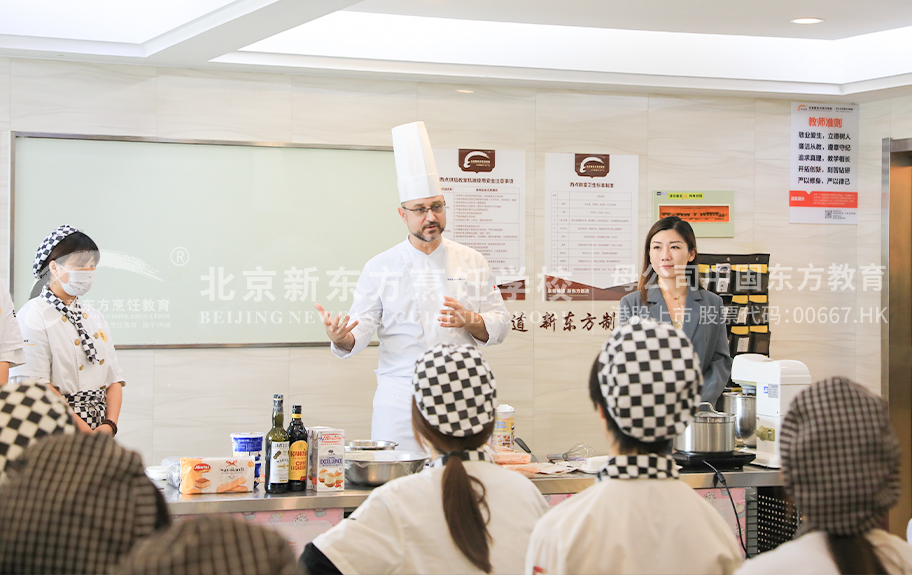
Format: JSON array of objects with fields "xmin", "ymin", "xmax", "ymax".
[
  {"xmin": 344, "ymin": 451, "xmax": 428, "ymax": 486},
  {"xmin": 673, "ymin": 402, "xmax": 735, "ymax": 453},
  {"xmin": 722, "ymin": 392, "xmax": 756, "ymax": 447}
]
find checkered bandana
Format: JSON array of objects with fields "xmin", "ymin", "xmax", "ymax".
[
  {"xmin": 413, "ymin": 343, "xmax": 496, "ymax": 437},
  {"xmin": 430, "ymin": 448, "xmax": 493, "ymax": 468},
  {"xmin": 113, "ymin": 515, "xmax": 302, "ymax": 575},
  {"xmin": 64, "ymin": 389, "xmax": 107, "ymax": 429},
  {"xmin": 597, "ymin": 454, "xmax": 679, "ymax": 480},
  {"xmin": 781, "ymin": 376, "xmax": 900, "ymax": 536},
  {"xmin": 0, "ymin": 433, "xmax": 161, "ymax": 574},
  {"xmin": 42, "ymin": 285, "xmax": 99, "ymax": 364},
  {"xmin": 598, "ymin": 318, "xmax": 702, "ymax": 442},
  {"xmin": 32, "ymin": 224, "xmax": 79, "ymax": 279},
  {"xmin": 0, "ymin": 383, "xmax": 75, "ymax": 482}
]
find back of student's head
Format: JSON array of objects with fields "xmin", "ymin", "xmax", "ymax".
[
  {"xmin": 590, "ymin": 317, "xmax": 703, "ymax": 454},
  {"xmin": 412, "ymin": 343, "xmax": 497, "ymax": 573},
  {"xmin": 781, "ymin": 377, "xmax": 900, "ymax": 575}
]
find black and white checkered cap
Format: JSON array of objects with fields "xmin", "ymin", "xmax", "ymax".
[
  {"xmin": 113, "ymin": 515, "xmax": 301, "ymax": 575},
  {"xmin": 598, "ymin": 317, "xmax": 702, "ymax": 442},
  {"xmin": 0, "ymin": 383, "xmax": 75, "ymax": 480},
  {"xmin": 781, "ymin": 377, "xmax": 900, "ymax": 536},
  {"xmin": 32, "ymin": 224, "xmax": 79, "ymax": 278},
  {"xmin": 413, "ymin": 343, "xmax": 496, "ymax": 437}
]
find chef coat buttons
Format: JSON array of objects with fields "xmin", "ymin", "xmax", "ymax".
[
  {"xmin": 93, "ymin": 333, "xmax": 98, "ymax": 339},
  {"xmin": 61, "ymin": 316, "xmax": 67, "ymax": 323},
  {"xmin": 79, "ymin": 365, "xmax": 83, "ymax": 371},
  {"xmin": 73, "ymin": 338, "xmax": 80, "ymax": 345},
  {"xmin": 99, "ymin": 359, "xmax": 105, "ymax": 365},
  {"xmin": 82, "ymin": 313, "xmax": 88, "ymax": 319}
]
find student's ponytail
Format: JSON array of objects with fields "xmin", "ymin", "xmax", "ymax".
[{"xmin": 413, "ymin": 400, "xmax": 494, "ymax": 573}]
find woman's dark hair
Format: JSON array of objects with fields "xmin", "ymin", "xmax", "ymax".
[
  {"xmin": 588, "ymin": 354, "xmax": 672, "ymax": 455},
  {"xmin": 636, "ymin": 216, "xmax": 699, "ymax": 305},
  {"xmin": 826, "ymin": 534, "xmax": 888, "ymax": 575},
  {"xmin": 412, "ymin": 400, "xmax": 496, "ymax": 574},
  {"xmin": 31, "ymin": 231, "xmax": 99, "ymax": 297}
]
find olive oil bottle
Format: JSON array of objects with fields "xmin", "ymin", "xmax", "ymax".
[
  {"xmin": 286, "ymin": 405, "xmax": 308, "ymax": 492},
  {"xmin": 265, "ymin": 394, "xmax": 289, "ymax": 494}
]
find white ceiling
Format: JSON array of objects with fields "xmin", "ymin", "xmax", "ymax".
[{"xmin": 2, "ymin": 0, "xmax": 912, "ymax": 98}]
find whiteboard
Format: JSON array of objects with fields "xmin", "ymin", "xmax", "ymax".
[{"xmin": 12, "ymin": 135, "xmax": 404, "ymax": 346}]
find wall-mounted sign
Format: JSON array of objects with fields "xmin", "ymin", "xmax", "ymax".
[{"xmin": 652, "ymin": 191, "xmax": 735, "ymax": 237}]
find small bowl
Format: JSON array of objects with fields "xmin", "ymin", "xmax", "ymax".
[
  {"xmin": 145, "ymin": 466, "xmax": 168, "ymax": 482},
  {"xmin": 345, "ymin": 440, "xmax": 399, "ymax": 451}
]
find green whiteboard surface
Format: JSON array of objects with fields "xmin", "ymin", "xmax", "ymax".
[{"xmin": 12, "ymin": 135, "xmax": 403, "ymax": 346}]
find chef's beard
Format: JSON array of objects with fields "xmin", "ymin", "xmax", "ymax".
[{"xmin": 412, "ymin": 222, "xmax": 445, "ymax": 243}]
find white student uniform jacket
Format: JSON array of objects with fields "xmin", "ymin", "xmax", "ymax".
[
  {"xmin": 735, "ymin": 530, "xmax": 912, "ymax": 575},
  {"xmin": 0, "ymin": 287, "xmax": 25, "ymax": 369},
  {"xmin": 313, "ymin": 461, "xmax": 550, "ymax": 574},
  {"xmin": 11, "ymin": 297, "xmax": 124, "ymax": 394},
  {"xmin": 331, "ymin": 237, "xmax": 509, "ymax": 451},
  {"xmin": 526, "ymin": 477, "xmax": 744, "ymax": 575}
]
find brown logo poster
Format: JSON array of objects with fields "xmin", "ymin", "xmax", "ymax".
[
  {"xmin": 574, "ymin": 154, "xmax": 610, "ymax": 178},
  {"xmin": 459, "ymin": 149, "xmax": 496, "ymax": 173}
]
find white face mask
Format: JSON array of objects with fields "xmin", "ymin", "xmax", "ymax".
[{"xmin": 54, "ymin": 263, "xmax": 95, "ymax": 297}]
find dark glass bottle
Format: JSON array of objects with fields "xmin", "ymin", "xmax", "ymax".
[
  {"xmin": 286, "ymin": 405, "xmax": 308, "ymax": 492},
  {"xmin": 265, "ymin": 394, "xmax": 289, "ymax": 494}
]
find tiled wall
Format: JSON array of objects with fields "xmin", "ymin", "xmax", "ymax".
[{"xmin": 0, "ymin": 57, "xmax": 907, "ymax": 465}]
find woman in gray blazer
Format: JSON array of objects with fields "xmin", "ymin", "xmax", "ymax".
[{"xmin": 619, "ymin": 217, "xmax": 732, "ymax": 404}]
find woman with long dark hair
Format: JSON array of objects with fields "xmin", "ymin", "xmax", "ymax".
[
  {"xmin": 736, "ymin": 377, "xmax": 912, "ymax": 575},
  {"xmin": 619, "ymin": 216, "xmax": 731, "ymax": 403},
  {"xmin": 299, "ymin": 343, "xmax": 549, "ymax": 574}
]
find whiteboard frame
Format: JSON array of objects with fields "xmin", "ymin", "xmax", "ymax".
[{"xmin": 10, "ymin": 132, "xmax": 393, "ymax": 350}]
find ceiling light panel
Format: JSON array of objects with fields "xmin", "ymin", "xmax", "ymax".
[{"xmin": 0, "ymin": 0, "xmax": 237, "ymax": 44}]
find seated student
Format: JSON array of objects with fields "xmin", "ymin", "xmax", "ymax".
[
  {"xmin": 0, "ymin": 433, "xmax": 169, "ymax": 574},
  {"xmin": 0, "ymin": 382, "xmax": 74, "ymax": 482},
  {"xmin": 526, "ymin": 318, "xmax": 743, "ymax": 575},
  {"xmin": 301, "ymin": 343, "xmax": 550, "ymax": 575},
  {"xmin": 736, "ymin": 377, "xmax": 912, "ymax": 575},
  {"xmin": 113, "ymin": 515, "xmax": 302, "ymax": 575}
]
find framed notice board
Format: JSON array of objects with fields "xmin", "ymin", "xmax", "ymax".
[{"xmin": 652, "ymin": 190, "xmax": 735, "ymax": 238}]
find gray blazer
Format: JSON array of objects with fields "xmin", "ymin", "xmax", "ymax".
[{"xmin": 618, "ymin": 286, "xmax": 732, "ymax": 404}]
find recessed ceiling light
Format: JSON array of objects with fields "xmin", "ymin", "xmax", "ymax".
[
  {"xmin": 790, "ymin": 17, "xmax": 824, "ymax": 24},
  {"xmin": 456, "ymin": 89, "xmax": 474, "ymax": 93}
]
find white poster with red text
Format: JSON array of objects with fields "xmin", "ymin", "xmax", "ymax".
[{"xmin": 789, "ymin": 102, "xmax": 859, "ymax": 224}]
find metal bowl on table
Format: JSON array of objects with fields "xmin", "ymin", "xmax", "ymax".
[
  {"xmin": 345, "ymin": 440, "xmax": 399, "ymax": 451},
  {"xmin": 345, "ymin": 451, "xmax": 428, "ymax": 486}
]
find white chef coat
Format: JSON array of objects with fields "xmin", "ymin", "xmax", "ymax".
[
  {"xmin": 0, "ymin": 286, "xmax": 25, "ymax": 368},
  {"xmin": 313, "ymin": 461, "xmax": 550, "ymax": 574},
  {"xmin": 331, "ymin": 237, "xmax": 509, "ymax": 451},
  {"xmin": 11, "ymin": 297, "xmax": 125, "ymax": 395},
  {"xmin": 526, "ymin": 477, "xmax": 744, "ymax": 575},
  {"xmin": 735, "ymin": 530, "xmax": 912, "ymax": 575}
]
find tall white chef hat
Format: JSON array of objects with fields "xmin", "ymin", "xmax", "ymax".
[{"xmin": 392, "ymin": 121, "xmax": 442, "ymax": 203}]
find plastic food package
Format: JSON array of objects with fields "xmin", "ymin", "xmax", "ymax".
[{"xmin": 178, "ymin": 457, "xmax": 255, "ymax": 494}]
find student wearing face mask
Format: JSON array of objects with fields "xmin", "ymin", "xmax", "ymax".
[{"xmin": 11, "ymin": 225, "xmax": 125, "ymax": 435}]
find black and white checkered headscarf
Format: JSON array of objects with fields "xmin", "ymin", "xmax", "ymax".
[
  {"xmin": 32, "ymin": 224, "xmax": 79, "ymax": 279},
  {"xmin": 41, "ymin": 285, "xmax": 99, "ymax": 364},
  {"xmin": 413, "ymin": 343, "xmax": 496, "ymax": 437},
  {"xmin": 781, "ymin": 377, "xmax": 900, "ymax": 536},
  {"xmin": 0, "ymin": 383, "xmax": 75, "ymax": 482},
  {"xmin": 113, "ymin": 515, "xmax": 302, "ymax": 575},
  {"xmin": 598, "ymin": 317, "xmax": 702, "ymax": 442},
  {"xmin": 598, "ymin": 454, "xmax": 679, "ymax": 480},
  {"xmin": 0, "ymin": 433, "xmax": 162, "ymax": 574}
]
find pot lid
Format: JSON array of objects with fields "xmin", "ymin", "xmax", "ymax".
[{"xmin": 693, "ymin": 402, "xmax": 734, "ymax": 423}]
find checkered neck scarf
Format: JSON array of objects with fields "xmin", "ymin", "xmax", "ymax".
[
  {"xmin": 113, "ymin": 515, "xmax": 302, "ymax": 575},
  {"xmin": 598, "ymin": 317, "xmax": 702, "ymax": 442},
  {"xmin": 413, "ymin": 343, "xmax": 496, "ymax": 437},
  {"xmin": 781, "ymin": 376, "xmax": 900, "ymax": 536},
  {"xmin": 0, "ymin": 383, "xmax": 75, "ymax": 482},
  {"xmin": 42, "ymin": 285, "xmax": 98, "ymax": 364},
  {"xmin": 0, "ymin": 433, "xmax": 161, "ymax": 574},
  {"xmin": 430, "ymin": 448, "xmax": 493, "ymax": 468},
  {"xmin": 597, "ymin": 454, "xmax": 679, "ymax": 480},
  {"xmin": 33, "ymin": 224, "xmax": 79, "ymax": 279}
]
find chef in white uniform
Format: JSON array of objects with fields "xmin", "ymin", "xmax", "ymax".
[
  {"xmin": 11, "ymin": 225, "xmax": 125, "ymax": 435},
  {"xmin": 300, "ymin": 343, "xmax": 549, "ymax": 575},
  {"xmin": 315, "ymin": 122, "xmax": 509, "ymax": 453},
  {"xmin": 526, "ymin": 319, "xmax": 743, "ymax": 575},
  {"xmin": 0, "ymin": 285, "xmax": 25, "ymax": 384}
]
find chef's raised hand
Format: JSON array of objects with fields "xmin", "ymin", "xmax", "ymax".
[
  {"xmin": 314, "ymin": 303, "xmax": 358, "ymax": 352},
  {"xmin": 438, "ymin": 297, "xmax": 475, "ymax": 329}
]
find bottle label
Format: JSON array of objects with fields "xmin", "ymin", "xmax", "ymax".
[
  {"xmin": 289, "ymin": 440, "xmax": 308, "ymax": 481},
  {"xmin": 269, "ymin": 441, "xmax": 289, "ymax": 484}
]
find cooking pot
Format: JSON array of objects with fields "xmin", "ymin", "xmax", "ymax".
[
  {"xmin": 344, "ymin": 451, "xmax": 428, "ymax": 486},
  {"xmin": 673, "ymin": 402, "xmax": 735, "ymax": 453},
  {"xmin": 722, "ymin": 392, "xmax": 756, "ymax": 447}
]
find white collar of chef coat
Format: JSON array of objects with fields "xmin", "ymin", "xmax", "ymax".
[{"xmin": 400, "ymin": 235, "xmax": 448, "ymax": 261}]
